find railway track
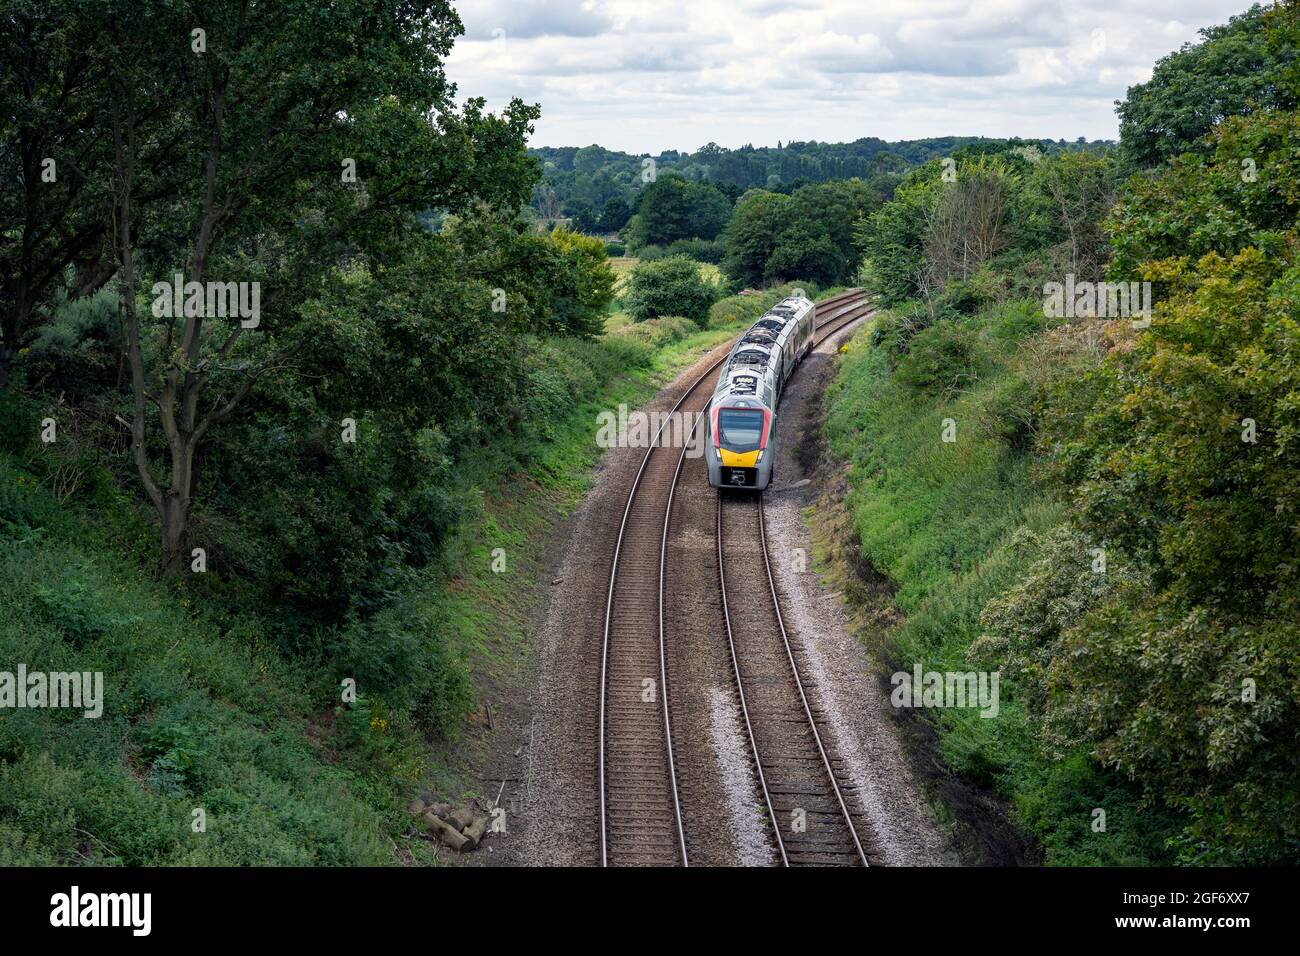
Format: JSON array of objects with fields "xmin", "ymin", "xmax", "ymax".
[
  {"xmin": 598, "ymin": 288, "xmax": 872, "ymax": 866},
  {"xmin": 716, "ymin": 493, "xmax": 870, "ymax": 866}
]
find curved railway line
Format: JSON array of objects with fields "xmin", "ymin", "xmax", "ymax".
[{"xmin": 598, "ymin": 288, "xmax": 872, "ymax": 866}]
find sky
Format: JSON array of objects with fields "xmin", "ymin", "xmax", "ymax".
[{"xmin": 443, "ymin": 0, "xmax": 1254, "ymax": 153}]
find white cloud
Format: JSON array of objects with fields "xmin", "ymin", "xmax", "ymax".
[
  {"xmin": 444, "ymin": 0, "xmax": 1253, "ymax": 151},
  {"xmin": 458, "ymin": 0, "xmax": 612, "ymax": 39}
]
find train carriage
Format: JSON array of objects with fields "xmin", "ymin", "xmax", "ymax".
[{"xmin": 706, "ymin": 295, "xmax": 816, "ymax": 490}]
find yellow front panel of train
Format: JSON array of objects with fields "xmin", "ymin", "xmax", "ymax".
[{"xmin": 718, "ymin": 448, "xmax": 760, "ymax": 468}]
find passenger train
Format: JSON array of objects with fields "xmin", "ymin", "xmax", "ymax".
[{"xmin": 705, "ymin": 295, "xmax": 816, "ymax": 490}]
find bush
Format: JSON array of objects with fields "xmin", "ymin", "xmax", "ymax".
[
  {"xmin": 23, "ymin": 288, "xmax": 121, "ymax": 396},
  {"xmin": 0, "ymin": 392, "xmax": 36, "ymax": 457},
  {"xmin": 607, "ymin": 315, "xmax": 696, "ymax": 348},
  {"xmin": 547, "ymin": 228, "xmax": 617, "ymax": 339},
  {"xmin": 935, "ymin": 278, "xmax": 985, "ymax": 316},
  {"xmin": 894, "ymin": 321, "xmax": 981, "ymax": 395},
  {"xmin": 333, "ymin": 595, "xmax": 474, "ymax": 739},
  {"xmin": 604, "ymin": 240, "xmax": 626, "ymax": 257},
  {"xmin": 623, "ymin": 254, "xmax": 719, "ymax": 326}
]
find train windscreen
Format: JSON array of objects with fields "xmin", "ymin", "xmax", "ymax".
[{"xmin": 718, "ymin": 408, "xmax": 764, "ymax": 452}]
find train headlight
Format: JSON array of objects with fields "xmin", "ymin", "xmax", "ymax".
[{"xmin": 756, "ymin": 450, "xmax": 764, "ymax": 464}]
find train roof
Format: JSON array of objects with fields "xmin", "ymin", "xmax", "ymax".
[
  {"xmin": 718, "ymin": 368, "xmax": 764, "ymax": 399},
  {"xmin": 712, "ymin": 294, "xmax": 815, "ymax": 404},
  {"xmin": 739, "ymin": 327, "xmax": 780, "ymax": 346},
  {"xmin": 728, "ymin": 345, "xmax": 773, "ymax": 367},
  {"xmin": 770, "ymin": 295, "xmax": 814, "ymax": 315}
]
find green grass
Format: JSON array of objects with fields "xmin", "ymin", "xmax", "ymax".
[
  {"xmin": 608, "ymin": 256, "xmax": 638, "ymax": 296},
  {"xmin": 823, "ymin": 305, "xmax": 1172, "ymax": 865},
  {"xmin": 0, "ymin": 453, "xmax": 395, "ymax": 865},
  {"xmin": 604, "ymin": 310, "xmax": 635, "ymax": 333}
]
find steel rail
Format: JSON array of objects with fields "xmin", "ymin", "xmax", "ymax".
[
  {"xmin": 757, "ymin": 493, "xmax": 869, "ymax": 865},
  {"xmin": 598, "ymin": 289, "xmax": 871, "ymax": 866}
]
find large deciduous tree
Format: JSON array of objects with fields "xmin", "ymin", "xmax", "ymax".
[
  {"xmin": 12, "ymin": 0, "xmax": 540, "ymax": 574},
  {"xmin": 1033, "ymin": 151, "xmax": 1119, "ymax": 280},
  {"xmin": 920, "ymin": 156, "xmax": 1017, "ymax": 297},
  {"xmin": 632, "ymin": 175, "xmax": 731, "ymax": 247},
  {"xmin": 721, "ymin": 189, "xmax": 791, "ymax": 288},
  {"xmin": 1116, "ymin": 2, "xmax": 1296, "ymax": 169},
  {"xmin": 1033, "ymin": 99, "xmax": 1300, "ymax": 862}
]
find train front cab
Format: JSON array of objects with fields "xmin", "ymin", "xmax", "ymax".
[{"xmin": 707, "ymin": 402, "xmax": 774, "ymax": 490}]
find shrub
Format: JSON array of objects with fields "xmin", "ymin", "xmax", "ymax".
[
  {"xmin": 623, "ymin": 254, "xmax": 719, "ymax": 326},
  {"xmin": 604, "ymin": 240, "xmax": 626, "ymax": 257},
  {"xmin": 547, "ymin": 228, "xmax": 617, "ymax": 339},
  {"xmin": 23, "ymin": 288, "xmax": 120, "ymax": 396},
  {"xmin": 935, "ymin": 278, "xmax": 984, "ymax": 316},
  {"xmin": 707, "ymin": 291, "xmax": 774, "ymax": 329},
  {"xmin": 608, "ymin": 315, "xmax": 696, "ymax": 348},
  {"xmin": 894, "ymin": 321, "xmax": 981, "ymax": 395}
]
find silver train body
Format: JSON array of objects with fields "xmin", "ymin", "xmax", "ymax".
[{"xmin": 705, "ymin": 295, "xmax": 816, "ymax": 490}]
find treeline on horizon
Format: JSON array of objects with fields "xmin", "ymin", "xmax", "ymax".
[{"xmin": 529, "ymin": 134, "xmax": 1114, "ymax": 230}]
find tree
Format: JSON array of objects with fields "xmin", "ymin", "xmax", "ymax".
[
  {"xmin": 857, "ymin": 164, "xmax": 941, "ymax": 304},
  {"xmin": 720, "ymin": 189, "xmax": 791, "ymax": 287},
  {"xmin": 546, "ymin": 227, "xmax": 616, "ymax": 337},
  {"xmin": 764, "ymin": 221, "xmax": 842, "ymax": 286},
  {"xmin": 1, "ymin": 0, "xmax": 127, "ymax": 386},
  {"xmin": 1116, "ymin": 3, "xmax": 1296, "ymax": 169},
  {"xmin": 93, "ymin": 0, "xmax": 538, "ymax": 574},
  {"xmin": 1034, "ymin": 151, "xmax": 1119, "ymax": 279},
  {"xmin": 633, "ymin": 175, "xmax": 731, "ymax": 246},
  {"xmin": 721, "ymin": 180, "xmax": 879, "ymax": 288},
  {"xmin": 563, "ymin": 197, "xmax": 600, "ymax": 233},
  {"xmin": 921, "ymin": 156, "xmax": 1017, "ymax": 297},
  {"xmin": 1035, "ymin": 240, "xmax": 1300, "ymax": 861},
  {"xmin": 214, "ymin": 216, "xmax": 606, "ymax": 621},
  {"xmin": 572, "ymin": 144, "xmax": 606, "ymax": 175},
  {"xmin": 597, "ymin": 195, "xmax": 632, "ymax": 232},
  {"xmin": 623, "ymin": 254, "xmax": 718, "ymax": 325},
  {"xmin": 780, "ymin": 179, "xmax": 880, "ymax": 284},
  {"xmin": 1107, "ymin": 107, "xmax": 1300, "ymax": 279},
  {"xmin": 534, "ymin": 182, "xmax": 563, "ymax": 221},
  {"xmin": 1034, "ymin": 101, "xmax": 1300, "ymax": 862}
]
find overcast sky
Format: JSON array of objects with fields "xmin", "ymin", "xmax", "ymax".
[{"xmin": 443, "ymin": 0, "xmax": 1253, "ymax": 153}]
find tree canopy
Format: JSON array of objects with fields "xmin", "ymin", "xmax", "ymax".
[{"xmin": 1116, "ymin": 3, "xmax": 1297, "ymax": 168}]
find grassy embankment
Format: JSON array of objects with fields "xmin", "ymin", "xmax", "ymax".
[{"xmin": 820, "ymin": 302, "xmax": 1178, "ymax": 864}]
